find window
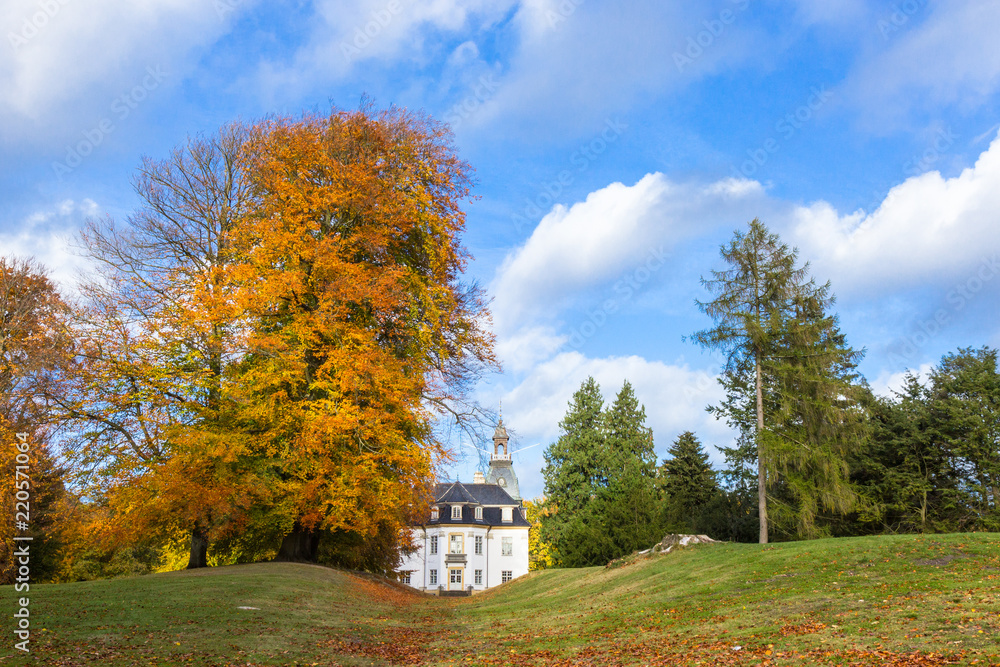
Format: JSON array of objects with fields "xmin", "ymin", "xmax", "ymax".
[
  {"xmin": 475, "ymin": 506, "xmax": 483, "ymax": 521},
  {"xmin": 474, "ymin": 569, "xmax": 482, "ymax": 585},
  {"xmin": 450, "ymin": 533, "xmax": 463, "ymax": 554},
  {"xmin": 474, "ymin": 535, "xmax": 483, "ymax": 555},
  {"xmin": 451, "ymin": 505, "xmax": 462, "ymax": 520},
  {"xmin": 430, "ymin": 536, "xmax": 438, "ymax": 555},
  {"xmin": 501, "ymin": 507, "xmax": 512, "ymax": 523},
  {"xmin": 450, "ymin": 569, "xmax": 462, "ymax": 585},
  {"xmin": 431, "ymin": 506, "xmax": 438, "ymax": 521},
  {"xmin": 429, "ymin": 569, "xmax": 437, "ymax": 585},
  {"xmin": 502, "ymin": 536, "xmax": 512, "ymax": 556},
  {"xmin": 502, "ymin": 570, "xmax": 513, "ymax": 583},
  {"xmin": 402, "ymin": 572, "xmax": 411, "ymax": 584}
]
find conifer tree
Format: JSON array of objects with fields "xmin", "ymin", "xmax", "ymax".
[
  {"xmin": 594, "ymin": 381, "xmax": 661, "ymax": 558},
  {"xmin": 692, "ymin": 219, "xmax": 865, "ymax": 541},
  {"xmin": 541, "ymin": 377, "xmax": 605, "ymax": 565},
  {"xmin": 660, "ymin": 431, "xmax": 717, "ymax": 533}
]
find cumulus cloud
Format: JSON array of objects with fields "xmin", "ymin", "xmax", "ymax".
[
  {"xmin": 490, "ymin": 173, "xmax": 768, "ymax": 331},
  {"xmin": 790, "ymin": 130, "xmax": 1000, "ymax": 293},
  {"xmin": 490, "ymin": 351, "xmax": 734, "ymax": 497},
  {"xmin": 870, "ymin": 363, "xmax": 935, "ymax": 399}
]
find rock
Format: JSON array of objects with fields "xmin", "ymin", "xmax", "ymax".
[
  {"xmin": 606, "ymin": 534, "xmax": 720, "ymax": 568},
  {"xmin": 651, "ymin": 534, "xmax": 719, "ymax": 553}
]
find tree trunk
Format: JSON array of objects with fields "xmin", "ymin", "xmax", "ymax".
[
  {"xmin": 756, "ymin": 353, "xmax": 768, "ymax": 544},
  {"xmin": 187, "ymin": 525, "xmax": 209, "ymax": 569},
  {"xmin": 275, "ymin": 522, "xmax": 320, "ymax": 562}
]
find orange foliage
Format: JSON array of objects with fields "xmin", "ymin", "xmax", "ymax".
[{"xmin": 228, "ymin": 105, "xmax": 496, "ymax": 550}]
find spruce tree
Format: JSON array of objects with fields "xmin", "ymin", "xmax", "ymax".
[
  {"xmin": 541, "ymin": 377, "xmax": 605, "ymax": 565},
  {"xmin": 660, "ymin": 431, "xmax": 717, "ymax": 533},
  {"xmin": 599, "ymin": 381, "xmax": 661, "ymax": 557}
]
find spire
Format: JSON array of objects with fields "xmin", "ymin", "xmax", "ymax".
[{"xmin": 492, "ymin": 416, "xmax": 509, "ymax": 459}]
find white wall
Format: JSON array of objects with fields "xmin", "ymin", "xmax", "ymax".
[{"xmin": 397, "ymin": 524, "xmax": 529, "ymax": 592}]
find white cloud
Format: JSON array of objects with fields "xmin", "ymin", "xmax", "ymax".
[
  {"xmin": 0, "ymin": 0, "xmax": 241, "ymax": 137},
  {"xmin": 490, "ymin": 173, "xmax": 768, "ymax": 330},
  {"xmin": 476, "ymin": 1, "xmax": 759, "ymax": 137},
  {"xmin": 846, "ymin": 0, "xmax": 1000, "ymax": 126},
  {"xmin": 0, "ymin": 199, "xmax": 99, "ymax": 293},
  {"xmin": 260, "ymin": 0, "xmax": 516, "ymax": 92},
  {"xmin": 870, "ymin": 363, "xmax": 934, "ymax": 399},
  {"xmin": 790, "ymin": 130, "xmax": 1000, "ymax": 293},
  {"xmin": 492, "ymin": 351, "xmax": 734, "ymax": 498}
]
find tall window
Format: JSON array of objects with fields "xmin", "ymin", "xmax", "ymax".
[
  {"xmin": 501, "ymin": 536, "xmax": 512, "ymax": 556},
  {"xmin": 474, "ymin": 569, "xmax": 483, "ymax": 585},
  {"xmin": 429, "ymin": 569, "xmax": 437, "ymax": 585},
  {"xmin": 402, "ymin": 573, "xmax": 411, "ymax": 584},
  {"xmin": 451, "ymin": 505, "xmax": 462, "ymax": 520},
  {"xmin": 430, "ymin": 536, "xmax": 438, "ymax": 555},
  {"xmin": 475, "ymin": 506, "xmax": 483, "ymax": 521},
  {"xmin": 501, "ymin": 507, "xmax": 512, "ymax": 523},
  {"xmin": 502, "ymin": 570, "xmax": 512, "ymax": 583},
  {"xmin": 474, "ymin": 535, "xmax": 483, "ymax": 555},
  {"xmin": 450, "ymin": 533, "xmax": 463, "ymax": 554},
  {"xmin": 431, "ymin": 506, "xmax": 439, "ymax": 521}
]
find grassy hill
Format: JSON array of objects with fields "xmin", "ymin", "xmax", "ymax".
[{"xmin": 3, "ymin": 532, "xmax": 999, "ymax": 665}]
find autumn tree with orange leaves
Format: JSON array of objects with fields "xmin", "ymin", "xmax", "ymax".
[
  {"xmin": 62, "ymin": 124, "xmax": 267, "ymax": 569},
  {"xmin": 0, "ymin": 258, "xmax": 74, "ymax": 582},
  {"xmin": 230, "ymin": 106, "xmax": 496, "ymax": 567},
  {"xmin": 62, "ymin": 106, "xmax": 495, "ymax": 572}
]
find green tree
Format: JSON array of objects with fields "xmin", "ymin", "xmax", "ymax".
[
  {"xmin": 928, "ymin": 346, "xmax": 1000, "ymax": 528},
  {"xmin": 597, "ymin": 381, "xmax": 661, "ymax": 558},
  {"xmin": 541, "ymin": 377, "xmax": 605, "ymax": 565},
  {"xmin": 692, "ymin": 219, "xmax": 864, "ymax": 542},
  {"xmin": 850, "ymin": 376, "xmax": 960, "ymax": 533},
  {"xmin": 660, "ymin": 431, "xmax": 717, "ymax": 533},
  {"xmin": 764, "ymin": 286, "xmax": 867, "ymax": 538}
]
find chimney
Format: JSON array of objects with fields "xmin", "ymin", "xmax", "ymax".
[{"xmin": 473, "ymin": 471, "xmax": 485, "ymax": 484}]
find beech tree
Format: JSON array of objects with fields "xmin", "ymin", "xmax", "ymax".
[
  {"xmin": 64, "ymin": 124, "xmax": 260, "ymax": 568},
  {"xmin": 230, "ymin": 106, "xmax": 496, "ymax": 566},
  {"xmin": 0, "ymin": 258, "xmax": 73, "ymax": 582}
]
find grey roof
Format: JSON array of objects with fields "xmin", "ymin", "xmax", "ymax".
[
  {"xmin": 425, "ymin": 500, "xmax": 530, "ymax": 528},
  {"xmin": 435, "ymin": 482, "xmax": 479, "ymax": 505},
  {"xmin": 424, "ymin": 481, "xmax": 529, "ymax": 527},
  {"xmin": 433, "ymin": 482, "xmax": 517, "ymax": 506}
]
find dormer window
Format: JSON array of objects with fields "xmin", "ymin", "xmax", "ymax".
[
  {"xmin": 475, "ymin": 506, "xmax": 483, "ymax": 521},
  {"xmin": 501, "ymin": 507, "xmax": 512, "ymax": 523},
  {"xmin": 451, "ymin": 505, "xmax": 462, "ymax": 520},
  {"xmin": 431, "ymin": 506, "xmax": 439, "ymax": 521}
]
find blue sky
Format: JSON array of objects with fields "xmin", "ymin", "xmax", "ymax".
[{"xmin": 3, "ymin": 0, "xmax": 999, "ymax": 499}]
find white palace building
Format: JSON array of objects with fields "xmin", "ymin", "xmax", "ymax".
[{"xmin": 397, "ymin": 419, "xmax": 530, "ymax": 594}]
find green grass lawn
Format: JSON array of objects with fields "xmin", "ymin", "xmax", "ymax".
[{"xmin": 3, "ymin": 533, "xmax": 999, "ymax": 665}]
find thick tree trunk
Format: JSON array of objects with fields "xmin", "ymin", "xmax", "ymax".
[
  {"xmin": 187, "ymin": 525, "xmax": 209, "ymax": 569},
  {"xmin": 756, "ymin": 354, "xmax": 768, "ymax": 544},
  {"xmin": 275, "ymin": 522, "xmax": 320, "ymax": 562}
]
